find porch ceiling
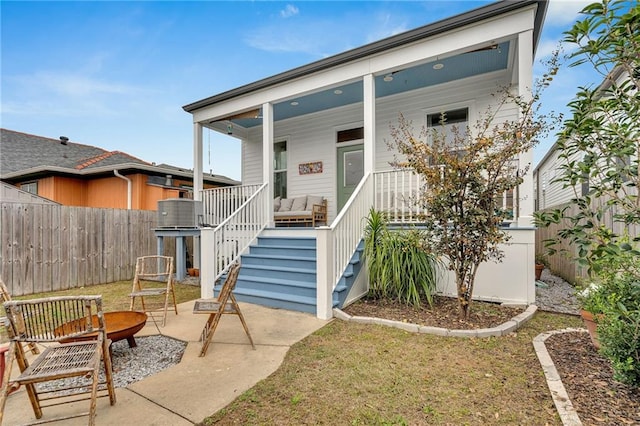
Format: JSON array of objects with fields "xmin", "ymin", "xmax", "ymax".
[{"xmin": 227, "ymin": 41, "xmax": 510, "ymax": 130}]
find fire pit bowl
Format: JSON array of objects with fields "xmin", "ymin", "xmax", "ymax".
[{"xmin": 56, "ymin": 311, "xmax": 148, "ymax": 348}]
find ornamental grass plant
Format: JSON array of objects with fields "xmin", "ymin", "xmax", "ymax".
[{"xmin": 364, "ymin": 208, "xmax": 441, "ymax": 307}]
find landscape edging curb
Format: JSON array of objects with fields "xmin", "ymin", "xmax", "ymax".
[
  {"xmin": 533, "ymin": 328, "xmax": 585, "ymax": 426},
  {"xmin": 332, "ymin": 304, "xmax": 538, "ymax": 338}
]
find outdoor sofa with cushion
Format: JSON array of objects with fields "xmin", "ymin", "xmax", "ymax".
[{"xmin": 273, "ymin": 195, "xmax": 327, "ymax": 227}]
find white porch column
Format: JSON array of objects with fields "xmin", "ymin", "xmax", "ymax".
[
  {"xmin": 363, "ymin": 74, "xmax": 376, "ymax": 174},
  {"xmin": 316, "ymin": 226, "xmax": 334, "ymax": 320},
  {"xmin": 517, "ymin": 29, "xmax": 534, "ymax": 228},
  {"xmin": 193, "ymin": 122, "xmax": 204, "ymax": 200},
  {"xmin": 193, "ymin": 122, "xmax": 204, "ymax": 271},
  {"xmin": 262, "ymin": 102, "xmax": 274, "ymax": 226},
  {"xmin": 200, "ymin": 228, "xmax": 214, "ymax": 299},
  {"xmin": 517, "ymin": 29, "xmax": 536, "ymax": 304}
]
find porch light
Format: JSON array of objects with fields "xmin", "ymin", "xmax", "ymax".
[
  {"xmin": 433, "ymin": 63, "xmax": 444, "ymax": 70},
  {"xmin": 383, "ymin": 74, "xmax": 393, "ymax": 82},
  {"xmin": 334, "ymin": 89, "xmax": 343, "ymax": 95},
  {"xmin": 227, "ymin": 123, "xmax": 233, "ymax": 135},
  {"xmin": 290, "ymin": 101, "xmax": 299, "ymax": 106}
]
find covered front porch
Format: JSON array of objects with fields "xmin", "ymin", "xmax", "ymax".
[
  {"xmin": 195, "ymin": 166, "xmax": 531, "ymax": 320},
  {"xmin": 183, "ymin": 1, "xmax": 544, "ymax": 319}
]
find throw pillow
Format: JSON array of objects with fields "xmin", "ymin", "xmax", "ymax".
[
  {"xmin": 274, "ymin": 196, "xmax": 281, "ymax": 212},
  {"xmin": 279, "ymin": 198, "xmax": 294, "ymax": 212},
  {"xmin": 290, "ymin": 196, "xmax": 307, "ymax": 212}
]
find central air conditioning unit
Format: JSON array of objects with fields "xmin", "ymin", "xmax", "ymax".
[{"xmin": 157, "ymin": 199, "xmax": 203, "ymax": 228}]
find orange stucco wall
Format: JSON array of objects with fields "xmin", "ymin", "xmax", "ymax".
[
  {"xmin": 20, "ymin": 173, "xmax": 220, "ymax": 210},
  {"xmin": 86, "ymin": 177, "xmax": 128, "ymax": 208},
  {"xmin": 38, "ymin": 176, "xmax": 88, "ymax": 206}
]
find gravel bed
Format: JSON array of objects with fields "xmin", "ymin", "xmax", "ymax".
[
  {"xmin": 535, "ymin": 268, "xmax": 580, "ymax": 315},
  {"xmin": 109, "ymin": 335, "xmax": 187, "ymax": 387},
  {"xmin": 37, "ymin": 335, "xmax": 187, "ymax": 393}
]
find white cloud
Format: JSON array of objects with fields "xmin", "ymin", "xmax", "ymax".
[
  {"xmin": 19, "ymin": 72, "xmax": 135, "ymax": 98},
  {"xmin": 2, "ymin": 69, "xmax": 150, "ymax": 119},
  {"xmin": 536, "ymin": 39, "xmax": 563, "ymax": 59},
  {"xmin": 545, "ymin": 0, "xmax": 591, "ymax": 26},
  {"xmin": 246, "ymin": 11, "xmax": 410, "ymax": 57},
  {"xmin": 280, "ymin": 4, "xmax": 299, "ymax": 19},
  {"xmin": 365, "ymin": 13, "xmax": 409, "ymax": 43}
]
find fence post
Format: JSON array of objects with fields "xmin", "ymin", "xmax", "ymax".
[{"xmin": 315, "ymin": 226, "xmax": 334, "ymax": 320}]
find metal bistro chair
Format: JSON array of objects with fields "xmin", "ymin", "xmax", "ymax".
[
  {"xmin": 193, "ymin": 262, "xmax": 255, "ymax": 357},
  {"xmin": 129, "ymin": 255, "xmax": 178, "ymax": 327},
  {"xmin": 0, "ymin": 295, "xmax": 116, "ymax": 426}
]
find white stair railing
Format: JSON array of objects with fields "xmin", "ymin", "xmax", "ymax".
[
  {"xmin": 316, "ymin": 173, "xmax": 373, "ymax": 319},
  {"xmin": 200, "ymin": 184, "xmax": 263, "ymax": 227},
  {"xmin": 200, "ymin": 183, "xmax": 268, "ymax": 299}
]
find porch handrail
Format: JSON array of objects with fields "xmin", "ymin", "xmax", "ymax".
[
  {"xmin": 206, "ymin": 182, "xmax": 269, "ymax": 292},
  {"xmin": 329, "ymin": 173, "xmax": 373, "ymax": 286},
  {"xmin": 373, "ymin": 168, "xmax": 518, "ymax": 224},
  {"xmin": 200, "ymin": 183, "xmax": 263, "ymax": 227},
  {"xmin": 373, "ymin": 169, "xmax": 427, "ymax": 223},
  {"xmin": 316, "ymin": 173, "xmax": 373, "ymax": 319}
]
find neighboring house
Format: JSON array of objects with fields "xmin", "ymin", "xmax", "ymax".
[
  {"xmin": 1, "ymin": 129, "xmax": 238, "ymax": 210},
  {"xmin": 183, "ymin": 0, "xmax": 548, "ymax": 319},
  {"xmin": 0, "ymin": 181, "xmax": 59, "ymax": 205},
  {"xmin": 534, "ymin": 65, "xmax": 635, "ymax": 211},
  {"xmin": 533, "ymin": 65, "xmax": 639, "ymax": 282}
]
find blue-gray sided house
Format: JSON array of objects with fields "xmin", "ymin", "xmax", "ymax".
[{"xmin": 184, "ymin": 0, "xmax": 548, "ymax": 319}]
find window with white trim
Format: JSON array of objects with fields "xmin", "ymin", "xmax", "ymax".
[
  {"xmin": 273, "ymin": 141, "xmax": 287, "ymax": 198},
  {"xmin": 427, "ymin": 108, "xmax": 469, "ymax": 148},
  {"xmin": 21, "ymin": 181, "xmax": 38, "ymax": 195}
]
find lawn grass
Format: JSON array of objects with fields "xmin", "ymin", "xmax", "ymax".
[
  {"xmin": 12, "ymin": 280, "xmax": 201, "ymax": 311},
  {"xmin": 1, "ymin": 280, "xmax": 201, "ymax": 343},
  {"xmin": 200, "ymin": 311, "xmax": 582, "ymax": 425}
]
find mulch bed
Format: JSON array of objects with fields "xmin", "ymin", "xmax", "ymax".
[
  {"xmin": 343, "ymin": 296, "xmax": 640, "ymax": 425},
  {"xmin": 343, "ymin": 295, "xmax": 525, "ymax": 329},
  {"xmin": 545, "ymin": 332, "xmax": 640, "ymax": 425}
]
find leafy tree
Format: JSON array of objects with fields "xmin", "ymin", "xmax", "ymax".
[
  {"xmin": 533, "ymin": 0, "xmax": 640, "ymax": 273},
  {"xmin": 388, "ymin": 64, "xmax": 557, "ymax": 320},
  {"xmin": 534, "ymin": 0, "xmax": 639, "ymax": 387}
]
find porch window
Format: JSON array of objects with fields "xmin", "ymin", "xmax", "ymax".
[
  {"xmin": 21, "ymin": 181, "xmax": 38, "ymax": 195},
  {"xmin": 274, "ymin": 141, "xmax": 287, "ymax": 198},
  {"xmin": 427, "ymin": 108, "xmax": 469, "ymax": 159}
]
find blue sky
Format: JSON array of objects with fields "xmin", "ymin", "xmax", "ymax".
[{"xmin": 2, "ymin": 0, "xmax": 597, "ymax": 181}]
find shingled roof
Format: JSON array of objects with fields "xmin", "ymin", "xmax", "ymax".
[
  {"xmin": 0, "ymin": 129, "xmax": 239, "ymax": 186},
  {"xmin": 0, "ymin": 129, "xmax": 148, "ymax": 175}
]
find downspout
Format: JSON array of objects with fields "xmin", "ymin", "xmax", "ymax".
[{"xmin": 114, "ymin": 170, "xmax": 132, "ymax": 209}]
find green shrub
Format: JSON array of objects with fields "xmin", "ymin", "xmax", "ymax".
[
  {"xmin": 364, "ymin": 208, "xmax": 441, "ymax": 307},
  {"xmin": 597, "ymin": 272, "xmax": 640, "ymax": 387}
]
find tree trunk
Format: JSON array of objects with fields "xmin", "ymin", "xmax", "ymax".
[{"xmin": 456, "ymin": 262, "xmax": 479, "ymax": 321}]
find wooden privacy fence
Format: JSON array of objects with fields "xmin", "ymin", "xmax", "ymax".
[
  {"xmin": 536, "ymin": 198, "xmax": 640, "ymax": 285},
  {"xmin": 0, "ymin": 203, "xmax": 183, "ymax": 297}
]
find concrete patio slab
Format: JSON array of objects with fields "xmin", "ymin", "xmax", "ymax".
[{"xmin": 2, "ymin": 300, "xmax": 329, "ymax": 425}]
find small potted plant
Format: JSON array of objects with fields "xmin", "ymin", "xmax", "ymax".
[
  {"xmin": 534, "ymin": 255, "xmax": 547, "ymax": 281},
  {"xmin": 577, "ymin": 281, "xmax": 606, "ymax": 349}
]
